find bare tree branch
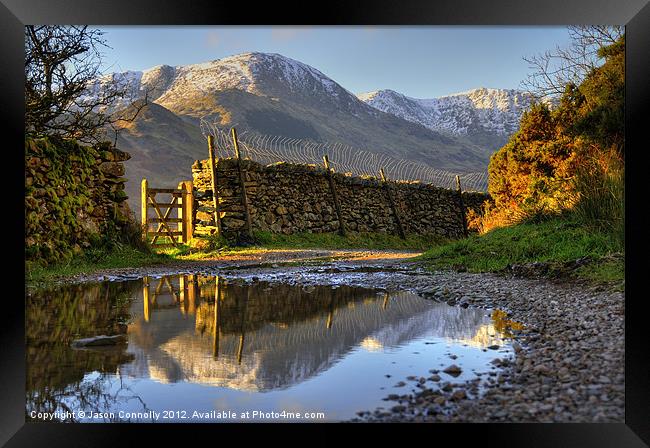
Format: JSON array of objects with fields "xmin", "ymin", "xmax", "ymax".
[
  {"xmin": 521, "ymin": 26, "xmax": 624, "ymax": 100},
  {"xmin": 25, "ymin": 25, "xmax": 152, "ymax": 145}
]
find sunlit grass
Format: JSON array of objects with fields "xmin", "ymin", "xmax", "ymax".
[
  {"xmin": 164, "ymin": 231, "xmax": 446, "ymax": 261},
  {"xmin": 27, "ymin": 230, "xmax": 441, "ymax": 284},
  {"xmin": 27, "ymin": 219, "xmax": 623, "ymax": 289},
  {"xmin": 250, "ymin": 231, "xmax": 446, "ymax": 251},
  {"xmin": 418, "ymin": 215, "xmax": 624, "ymax": 286}
]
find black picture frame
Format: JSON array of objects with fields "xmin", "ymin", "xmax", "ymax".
[{"xmin": 4, "ymin": 0, "xmax": 649, "ymax": 445}]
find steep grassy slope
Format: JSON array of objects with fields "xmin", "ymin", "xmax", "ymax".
[{"xmin": 115, "ymin": 102, "xmax": 207, "ymax": 215}]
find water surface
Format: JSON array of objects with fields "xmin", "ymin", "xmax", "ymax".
[{"xmin": 26, "ymin": 274, "xmax": 513, "ymax": 422}]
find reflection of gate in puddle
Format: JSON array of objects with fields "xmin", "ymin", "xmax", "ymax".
[
  {"xmin": 141, "ymin": 275, "xmax": 394, "ymax": 365},
  {"xmin": 143, "ymin": 275, "xmax": 198, "ymax": 321}
]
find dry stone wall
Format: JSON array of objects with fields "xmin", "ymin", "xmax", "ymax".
[
  {"xmin": 191, "ymin": 158, "xmax": 488, "ymax": 240},
  {"xmin": 25, "ymin": 137, "xmax": 135, "ymax": 264}
]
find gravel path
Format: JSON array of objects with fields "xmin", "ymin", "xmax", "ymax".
[
  {"xmin": 360, "ymin": 271, "xmax": 624, "ymax": 422},
  {"xmin": 210, "ymin": 262, "xmax": 625, "ymax": 423}
]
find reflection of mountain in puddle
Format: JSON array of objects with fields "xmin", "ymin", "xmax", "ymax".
[
  {"xmin": 363, "ymin": 302, "xmax": 506, "ymax": 350},
  {"xmin": 144, "ymin": 337, "xmax": 265, "ymax": 391},
  {"xmin": 454, "ymin": 323, "xmax": 503, "ymax": 348},
  {"xmin": 120, "ymin": 286, "xmax": 509, "ymax": 392},
  {"xmin": 360, "ymin": 337, "xmax": 384, "ymax": 352}
]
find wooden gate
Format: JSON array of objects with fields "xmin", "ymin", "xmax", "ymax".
[{"xmin": 141, "ymin": 179, "xmax": 194, "ymax": 247}]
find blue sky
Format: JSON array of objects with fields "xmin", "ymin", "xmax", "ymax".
[{"xmin": 96, "ymin": 26, "xmax": 572, "ymax": 99}]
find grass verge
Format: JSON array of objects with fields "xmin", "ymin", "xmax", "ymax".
[
  {"xmin": 418, "ymin": 216, "xmax": 623, "ymax": 286},
  {"xmin": 251, "ymin": 231, "xmax": 446, "ymax": 251},
  {"xmin": 574, "ymin": 256, "xmax": 624, "ymax": 290},
  {"xmin": 26, "ymin": 245, "xmax": 171, "ymax": 285},
  {"xmin": 157, "ymin": 231, "xmax": 446, "ymax": 261}
]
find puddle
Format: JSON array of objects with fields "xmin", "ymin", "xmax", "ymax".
[{"xmin": 26, "ymin": 274, "xmax": 514, "ymax": 422}]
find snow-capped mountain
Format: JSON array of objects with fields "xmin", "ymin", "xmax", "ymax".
[
  {"xmin": 358, "ymin": 88, "xmax": 537, "ymax": 151},
  {"xmin": 358, "ymin": 88, "xmax": 534, "ymax": 136},
  {"xmin": 85, "ymin": 53, "xmax": 364, "ymax": 115}
]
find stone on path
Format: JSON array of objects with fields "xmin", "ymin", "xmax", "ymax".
[
  {"xmin": 443, "ymin": 364, "xmax": 462, "ymax": 377},
  {"xmin": 71, "ymin": 334, "xmax": 127, "ymax": 348}
]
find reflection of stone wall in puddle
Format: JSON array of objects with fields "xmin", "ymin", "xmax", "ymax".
[
  {"xmin": 26, "ymin": 281, "xmax": 140, "ymax": 415},
  {"xmin": 191, "ymin": 158, "xmax": 488, "ymax": 239},
  {"xmin": 194, "ymin": 282, "xmax": 381, "ymax": 335},
  {"xmin": 128, "ymin": 303, "xmax": 197, "ymax": 350},
  {"xmin": 121, "ymin": 290, "xmax": 500, "ymax": 392}
]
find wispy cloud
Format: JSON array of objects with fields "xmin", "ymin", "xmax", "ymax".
[
  {"xmin": 270, "ymin": 28, "xmax": 311, "ymax": 42},
  {"xmin": 205, "ymin": 30, "xmax": 221, "ymax": 48},
  {"xmin": 204, "ymin": 30, "xmax": 252, "ymax": 53}
]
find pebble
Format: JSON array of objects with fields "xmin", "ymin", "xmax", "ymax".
[
  {"xmin": 451, "ymin": 390, "xmax": 467, "ymax": 401},
  {"xmin": 442, "ymin": 364, "xmax": 462, "ymax": 377}
]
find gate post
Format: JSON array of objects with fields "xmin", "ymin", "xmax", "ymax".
[
  {"xmin": 178, "ymin": 180, "xmax": 194, "ymax": 243},
  {"xmin": 141, "ymin": 178, "xmax": 148, "ymax": 241}
]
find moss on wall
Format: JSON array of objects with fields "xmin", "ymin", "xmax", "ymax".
[{"xmin": 25, "ymin": 137, "xmax": 135, "ymax": 265}]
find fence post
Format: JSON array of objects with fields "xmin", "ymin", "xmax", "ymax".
[
  {"xmin": 236, "ymin": 288, "xmax": 250, "ymax": 365},
  {"xmin": 231, "ymin": 128, "xmax": 253, "ymax": 238},
  {"xmin": 456, "ymin": 175, "xmax": 469, "ymax": 238},
  {"xmin": 141, "ymin": 178, "xmax": 148, "ymax": 241},
  {"xmin": 207, "ymin": 135, "xmax": 222, "ymax": 234},
  {"xmin": 187, "ymin": 274, "xmax": 197, "ymax": 315},
  {"xmin": 379, "ymin": 168, "xmax": 406, "ymax": 239},
  {"xmin": 143, "ymin": 275, "xmax": 150, "ymax": 322},
  {"xmin": 213, "ymin": 276, "xmax": 221, "ymax": 358},
  {"xmin": 323, "ymin": 154, "xmax": 346, "ymax": 236},
  {"xmin": 326, "ymin": 295, "xmax": 335, "ymax": 329},
  {"xmin": 178, "ymin": 181, "xmax": 194, "ymax": 243}
]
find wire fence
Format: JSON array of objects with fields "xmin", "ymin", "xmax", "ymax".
[{"xmin": 200, "ymin": 118, "xmax": 489, "ymax": 192}]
